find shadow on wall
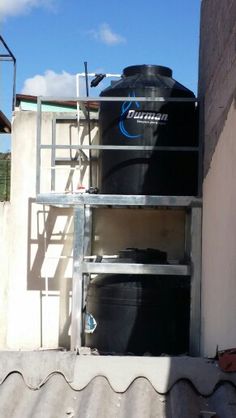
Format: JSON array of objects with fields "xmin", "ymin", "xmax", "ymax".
[
  {"xmin": 24, "ymin": 119, "xmax": 96, "ymax": 349},
  {"xmin": 27, "ymin": 198, "xmax": 74, "ymax": 348}
]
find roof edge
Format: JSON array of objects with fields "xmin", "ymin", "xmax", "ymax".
[{"xmin": 0, "ymin": 351, "xmax": 236, "ymax": 395}]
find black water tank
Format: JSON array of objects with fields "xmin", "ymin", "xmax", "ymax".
[
  {"xmin": 99, "ymin": 64, "xmax": 198, "ymax": 195},
  {"xmin": 85, "ymin": 274, "xmax": 190, "ymax": 355}
]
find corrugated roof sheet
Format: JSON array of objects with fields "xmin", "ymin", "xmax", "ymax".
[{"xmin": 0, "ymin": 351, "xmax": 236, "ymax": 418}]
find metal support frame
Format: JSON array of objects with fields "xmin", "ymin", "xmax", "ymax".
[
  {"xmin": 67, "ymin": 197, "xmax": 202, "ymax": 354},
  {"xmin": 36, "ymin": 194, "xmax": 201, "ymax": 207},
  {"xmin": 189, "ymin": 207, "xmax": 202, "ymax": 356},
  {"xmin": 71, "ymin": 206, "xmax": 85, "ymax": 349},
  {"xmin": 80, "ymin": 262, "xmax": 190, "ymax": 275},
  {"xmin": 35, "ymin": 92, "xmax": 202, "ymax": 355},
  {"xmin": 36, "ymin": 95, "xmax": 200, "ymax": 197}
]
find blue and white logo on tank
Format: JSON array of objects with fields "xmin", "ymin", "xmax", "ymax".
[
  {"xmin": 119, "ymin": 92, "xmax": 142, "ymax": 139},
  {"xmin": 119, "ymin": 91, "xmax": 169, "ymax": 139}
]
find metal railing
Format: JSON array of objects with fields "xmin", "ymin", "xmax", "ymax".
[{"xmin": 36, "ymin": 95, "xmax": 201, "ymax": 197}]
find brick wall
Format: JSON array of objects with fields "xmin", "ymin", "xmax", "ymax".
[{"xmin": 199, "ymin": 0, "xmax": 236, "ymax": 174}]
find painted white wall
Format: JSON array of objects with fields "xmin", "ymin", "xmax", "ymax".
[
  {"xmin": 0, "ymin": 110, "xmax": 97, "ymax": 349},
  {"xmin": 200, "ymin": 0, "xmax": 236, "ymax": 356},
  {"xmin": 201, "ymin": 101, "xmax": 236, "ymax": 356},
  {"xmin": 0, "ymin": 202, "xmax": 11, "ymax": 347}
]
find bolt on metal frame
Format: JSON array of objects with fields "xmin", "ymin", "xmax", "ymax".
[{"xmin": 36, "ymin": 92, "xmax": 202, "ymax": 356}]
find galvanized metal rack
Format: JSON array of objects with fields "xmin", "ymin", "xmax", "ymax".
[{"xmin": 36, "ymin": 94, "xmax": 202, "ymax": 356}]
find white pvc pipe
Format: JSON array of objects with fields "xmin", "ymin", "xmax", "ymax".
[{"xmin": 75, "ymin": 72, "xmax": 121, "ymax": 189}]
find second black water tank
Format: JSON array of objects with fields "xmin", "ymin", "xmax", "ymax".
[
  {"xmin": 99, "ymin": 65, "xmax": 198, "ymax": 196},
  {"xmin": 85, "ymin": 274, "xmax": 190, "ymax": 355},
  {"xmin": 85, "ymin": 248, "xmax": 190, "ymax": 356}
]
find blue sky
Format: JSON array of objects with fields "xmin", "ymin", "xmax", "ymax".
[{"xmin": 0, "ymin": 0, "xmax": 201, "ymax": 151}]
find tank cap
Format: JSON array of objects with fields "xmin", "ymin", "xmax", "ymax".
[{"xmin": 123, "ymin": 65, "xmax": 173, "ymax": 78}]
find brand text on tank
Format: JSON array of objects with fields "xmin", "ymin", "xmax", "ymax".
[{"xmin": 126, "ymin": 110, "xmax": 168, "ymax": 121}]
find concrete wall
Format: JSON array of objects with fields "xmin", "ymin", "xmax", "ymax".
[
  {"xmin": 0, "ymin": 107, "xmax": 187, "ymax": 350},
  {"xmin": 199, "ymin": 0, "xmax": 236, "ymax": 356},
  {"xmin": 0, "ymin": 110, "xmax": 97, "ymax": 349},
  {"xmin": 0, "ymin": 202, "xmax": 10, "ymax": 347}
]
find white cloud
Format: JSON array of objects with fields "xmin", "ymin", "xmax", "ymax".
[
  {"xmin": 21, "ymin": 70, "xmax": 78, "ymax": 97},
  {"xmin": 0, "ymin": 0, "xmax": 54, "ymax": 20},
  {"xmin": 89, "ymin": 23, "xmax": 126, "ymax": 46}
]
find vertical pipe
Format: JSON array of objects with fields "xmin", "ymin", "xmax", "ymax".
[
  {"xmin": 84, "ymin": 62, "xmax": 89, "ymax": 98},
  {"xmin": 76, "ymin": 75, "xmax": 83, "ymax": 188}
]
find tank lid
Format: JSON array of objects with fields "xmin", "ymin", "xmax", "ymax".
[{"xmin": 123, "ymin": 65, "xmax": 173, "ymax": 78}]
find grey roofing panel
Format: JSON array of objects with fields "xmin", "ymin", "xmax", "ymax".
[
  {"xmin": 0, "ymin": 351, "xmax": 236, "ymax": 418},
  {"xmin": 0, "ymin": 374, "xmax": 236, "ymax": 418},
  {"xmin": 0, "ymin": 351, "xmax": 236, "ymax": 394}
]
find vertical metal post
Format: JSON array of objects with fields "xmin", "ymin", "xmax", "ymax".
[
  {"xmin": 36, "ymin": 97, "xmax": 42, "ymax": 195},
  {"xmin": 189, "ymin": 206, "xmax": 202, "ymax": 356},
  {"xmin": 84, "ymin": 62, "xmax": 92, "ymax": 187},
  {"xmin": 12, "ymin": 60, "xmax": 17, "ymax": 110},
  {"xmin": 82, "ymin": 206, "xmax": 93, "ymax": 341},
  {"xmin": 71, "ymin": 205, "xmax": 85, "ymax": 351},
  {"xmin": 198, "ymin": 98, "xmax": 204, "ymax": 197},
  {"xmin": 51, "ymin": 116, "xmax": 56, "ymax": 191},
  {"xmin": 184, "ymin": 209, "xmax": 191, "ymax": 262}
]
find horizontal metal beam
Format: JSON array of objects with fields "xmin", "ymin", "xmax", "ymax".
[
  {"xmin": 38, "ymin": 96, "xmax": 198, "ymax": 103},
  {"xmin": 36, "ymin": 193, "xmax": 202, "ymax": 208},
  {"xmin": 54, "ymin": 159, "xmax": 91, "ymax": 166},
  {"xmin": 52, "ymin": 115, "xmax": 98, "ymax": 122},
  {"xmin": 40, "ymin": 144, "xmax": 199, "ymax": 152},
  {"xmin": 76, "ymin": 72, "xmax": 121, "ymax": 77},
  {"xmin": 0, "ymin": 56, "xmax": 14, "ymax": 61},
  {"xmin": 81, "ymin": 262, "xmax": 190, "ymax": 275},
  {"xmin": 76, "ymin": 145, "xmax": 199, "ymax": 152}
]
